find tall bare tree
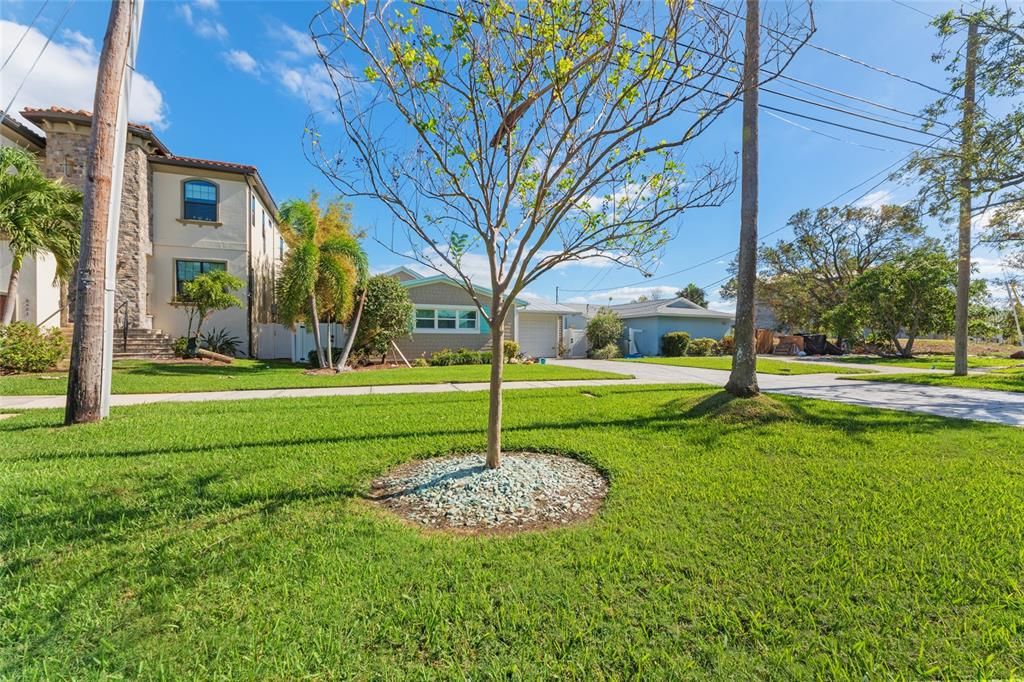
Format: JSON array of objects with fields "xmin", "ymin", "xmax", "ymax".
[
  {"xmin": 904, "ymin": 4, "xmax": 1024, "ymax": 375},
  {"xmin": 64, "ymin": 0, "xmax": 133, "ymax": 425},
  {"xmin": 308, "ymin": 0, "xmax": 810, "ymax": 467},
  {"xmin": 725, "ymin": 0, "xmax": 762, "ymax": 398}
]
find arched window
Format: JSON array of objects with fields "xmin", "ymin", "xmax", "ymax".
[{"xmin": 183, "ymin": 179, "xmax": 218, "ymax": 222}]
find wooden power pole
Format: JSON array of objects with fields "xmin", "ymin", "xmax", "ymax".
[
  {"xmin": 65, "ymin": 0, "xmax": 137, "ymax": 424},
  {"xmin": 953, "ymin": 20, "xmax": 979, "ymax": 377},
  {"xmin": 726, "ymin": 0, "xmax": 761, "ymax": 398}
]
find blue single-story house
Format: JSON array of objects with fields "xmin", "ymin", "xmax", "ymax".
[{"xmin": 564, "ymin": 297, "xmax": 735, "ymax": 357}]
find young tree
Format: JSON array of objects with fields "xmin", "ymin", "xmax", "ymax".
[
  {"xmin": 348, "ymin": 274, "xmax": 414, "ymax": 364},
  {"xmin": 0, "ymin": 148, "xmax": 82, "ymax": 325},
  {"xmin": 179, "ymin": 269, "xmax": 245, "ymax": 343},
  {"xmin": 843, "ymin": 248, "xmax": 956, "ymax": 357},
  {"xmin": 309, "ymin": 0, "xmax": 811, "ymax": 467},
  {"xmin": 276, "ymin": 193, "xmax": 368, "ymax": 369},
  {"xmin": 675, "ymin": 283, "xmax": 707, "ymax": 307},
  {"xmin": 903, "ymin": 4, "xmax": 1024, "ymax": 374}
]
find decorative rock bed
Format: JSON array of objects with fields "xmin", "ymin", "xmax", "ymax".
[{"xmin": 368, "ymin": 452, "xmax": 607, "ymax": 534}]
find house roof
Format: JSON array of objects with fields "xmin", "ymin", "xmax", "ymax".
[
  {"xmin": 21, "ymin": 106, "xmax": 172, "ymax": 155},
  {"xmin": 565, "ymin": 297, "xmax": 735, "ymax": 320},
  {"xmin": 148, "ymin": 155, "xmax": 278, "ymax": 215},
  {"xmin": 0, "ymin": 112, "xmax": 46, "ymax": 149},
  {"xmin": 520, "ymin": 300, "xmax": 578, "ymax": 314},
  {"xmin": 396, "ymin": 272, "xmax": 528, "ymax": 306}
]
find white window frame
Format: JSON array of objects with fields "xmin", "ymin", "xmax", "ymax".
[{"xmin": 413, "ymin": 304, "xmax": 479, "ymax": 333}]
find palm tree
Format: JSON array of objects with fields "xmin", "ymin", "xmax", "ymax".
[
  {"xmin": 276, "ymin": 192, "xmax": 367, "ymax": 369},
  {"xmin": 1, "ymin": 147, "xmax": 83, "ymax": 325}
]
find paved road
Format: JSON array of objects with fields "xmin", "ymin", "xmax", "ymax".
[
  {"xmin": 549, "ymin": 359, "xmax": 1024, "ymax": 427},
  {"xmin": 2, "ymin": 359, "xmax": 1021, "ymax": 427}
]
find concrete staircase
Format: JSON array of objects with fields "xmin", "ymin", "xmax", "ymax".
[{"xmin": 61, "ymin": 324, "xmax": 176, "ymax": 360}]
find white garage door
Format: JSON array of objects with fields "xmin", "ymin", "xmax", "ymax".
[{"xmin": 518, "ymin": 313, "xmax": 559, "ymax": 359}]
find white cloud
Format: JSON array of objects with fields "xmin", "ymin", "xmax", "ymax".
[
  {"xmin": 0, "ymin": 20, "xmax": 167, "ymax": 129},
  {"xmin": 61, "ymin": 29, "xmax": 94, "ymax": 53},
  {"xmin": 223, "ymin": 49, "xmax": 260, "ymax": 75},
  {"xmin": 564, "ymin": 285, "xmax": 682, "ymax": 305},
  {"xmin": 194, "ymin": 0, "xmax": 220, "ymax": 11},
  {"xmin": 279, "ymin": 24, "xmax": 318, "ymax": 59},
  {"xmin": 855, "ymin": 189, "xmax": 894, "ymax": 210},
  {"xmin": 273, "ymin": 62, "xmax": 339, "ymax": 108},
  {"xmin": 177, "ymin": 3, "xmax": 228, "ymax": 41}
]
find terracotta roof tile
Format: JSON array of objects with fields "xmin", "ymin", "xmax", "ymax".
[{"xmin": 20, "ymin": 106, "xmax": 155, "ymax": 132}]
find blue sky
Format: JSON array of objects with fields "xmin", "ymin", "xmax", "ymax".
[{"xmin": 0, "ymin": 0, "xmax": 1013, "ymax": 308}]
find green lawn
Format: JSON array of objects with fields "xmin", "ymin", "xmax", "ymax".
[
  {"xmin": 2, "ymin": 386, "xmax": 1023, "ymax": 678},
  {"xmin": 622, "ymin": 355, "xmax": 874, "ymax": 375},
  {"xmin": 0, "ymin": 359, "xmax": 629, "ymax": 395},
  {"xmin": 850, "ymin": 367, "xmax": 1024, "ymax": 393},
  {"xmin": 829, "ymin": 354, "xmax": 1023, "ymax": 371}
]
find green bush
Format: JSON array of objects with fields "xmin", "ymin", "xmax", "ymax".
[
  {"xmin": 0, "ymin": 322, "xmax": 68, "ymax": 372},
  {"xmin": 503, "ymin": 340, "xmax": 520, "ymax": 362},
  {"xmin": 586, "ymin": 308, "xmax": 624, "ymax": 351},
  {"xmin": 591, "ymin": 343, "xmax": 621, "ymax": 360},
  {"xmin": 687, "ymin": 337, "xmax": 719, "ymax": 357},
  {"xmin": 307, "ymin": 347, "xmax": 345, "ymax": 368},
  {"xmin": 172, "ymin": 336, "xmax": 189, "ymax": 358},
  {"xmin": 429, "ymin": 348, "xmax": 492, "ymax": 366},
  {"xmin": 413, "ymin": 356, "xmax": 429, "ymax": 367},
  {"xmin": 661, "ymin": 331, "xmax": 691, "ymax": 357}
]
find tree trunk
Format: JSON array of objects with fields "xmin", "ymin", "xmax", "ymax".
[
  {"xmin": 2, "ymin": 260, "xmax": 21, "ymax": 324},
  {"xmin": 954, "ymin": 21, "xmax": 978, "ymax": 377},
  {"xmin": 903, "ymin": 333, "xmax": 916, "ymax": 358},
  {"xmin": 325, "ymin": 322, "xmax": 333, "ymax": 369},
  {"xmin": 309, "ymin": 294, "xmax": 326, "ymax": 368},
  {"xmin": 335, "ymin": 287, "xmax": 366, "ymax": 371},
  {"xmin": 65, "ymin": 0, "xmax": 132, "ymax": 425},
  {"xmin": 485, "ymin": 307, "xmax": 505, "ymax": 469},
  {"xmin": 725, "ymin": 0, "xmax": 761, "ymax": 399}
]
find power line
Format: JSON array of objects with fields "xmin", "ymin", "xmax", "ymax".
[
  {"xmin": 764, "ymin": 109, "xmax": 897, "ymax": 153},
  {"xmin": 414, "ymin": 0, "xmax": 949, "ymax": 149},
  {"xmin": 0, "ymin": 0, "xmax": 76, "ymax": 128},
  {"xmin": 890, "ymin": 0, "xmax": 938, "ymax": 21},
  {"xmin": 0, "ymin": 0, "xmax": 50, "ymax": 72},
  {"xmin": 706, "ymin": 0, "xmax": 959, "ymax": 101}
]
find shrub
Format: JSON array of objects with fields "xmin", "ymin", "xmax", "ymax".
[
  {"xmin": 0, "ymin": 322, "xmax": 68, "ymax": 372},
  {"xmin": 413, "ymin": 356, "xmax": 428, "ymax": 367},
  {"xmin": 503, "ymin": 340, "xmax": 520, "ymax": 362},
  {"xmin": 172, "ymin": 336, "xmax": 189, "ymax": 358},
  {"xmin": 586, "ymin": 308, "xmax": 624, "ymax": 351},
  {"xmin": 200, "ymin": 328, "xmax": 242, "ymax": 357},
  {"xmin": 718, "ymin": 335, "xmax": 735, "ymax": 355},
  {"xmin": 429, "ymin": 347, "xmax": 492, "ymax": 366},
  {"xmin": 591, "ymin": 343, "xmax": 621, "ymax": 360},
  {"xmin": 661, "ymin": 331, "xmax": 691, "ymax": 357},
  {"xmin": 687, "ymin": 337, "xmax": 718, "ymax": 356},
  {"xmin": 307, "ymin": 347, "xmax": 345, "ymax": 367}
]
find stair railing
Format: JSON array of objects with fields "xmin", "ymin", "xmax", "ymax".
[{"xmin": 116, "ymin": 299, "xmax": 130, "ymax": 352}]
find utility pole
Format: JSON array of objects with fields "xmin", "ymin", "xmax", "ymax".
[
  {"xmin": 725, "ymin": 0, "xmax": 760, "ymax": 398},
  {"xmin": 953, "ymin": 20, "xmax": 978, "ymax": 377},
  {"xmin": 555, "ymin": 286, "xmax": 559, "ymax": 304},
  {"xmin": 65, "ymin": 0, "xmax": 143, "ymax": 424}
]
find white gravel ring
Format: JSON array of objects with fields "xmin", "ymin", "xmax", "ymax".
[{"xmin": 369, "ymin": 452, "xmax": 607, "ymax": 533}]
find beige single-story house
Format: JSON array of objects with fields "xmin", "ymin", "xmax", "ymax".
[{"xmin": 385, "ymin": 267, "xmax": 578, "ymax": 360}]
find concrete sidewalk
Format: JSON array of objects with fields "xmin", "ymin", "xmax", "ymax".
[{"xmin": 3, "ymin": 360, "xmax": 1021, "ymax": 427}]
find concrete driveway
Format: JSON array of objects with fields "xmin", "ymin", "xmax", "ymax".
[{"xmin": 547, "ymin": 359, "xmax": 1024, "ymax": 427}]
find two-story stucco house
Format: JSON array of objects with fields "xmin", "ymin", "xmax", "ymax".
[{"xmin": 1, "ymin": 107, "xmax": 287, "ymax": 358}]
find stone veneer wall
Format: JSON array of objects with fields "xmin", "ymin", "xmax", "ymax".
[{"xmin": 42, "ymin": 125, "xmax": 151, "ymax": 329}]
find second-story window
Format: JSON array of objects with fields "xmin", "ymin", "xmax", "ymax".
[{"xmin": 183, "ymin": 180, "xmax": 218, "ymax": 222}]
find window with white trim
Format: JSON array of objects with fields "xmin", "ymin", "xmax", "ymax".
[{"xmin": 414, "ymin": 307, "xmax": 478, "ymax": 332}]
